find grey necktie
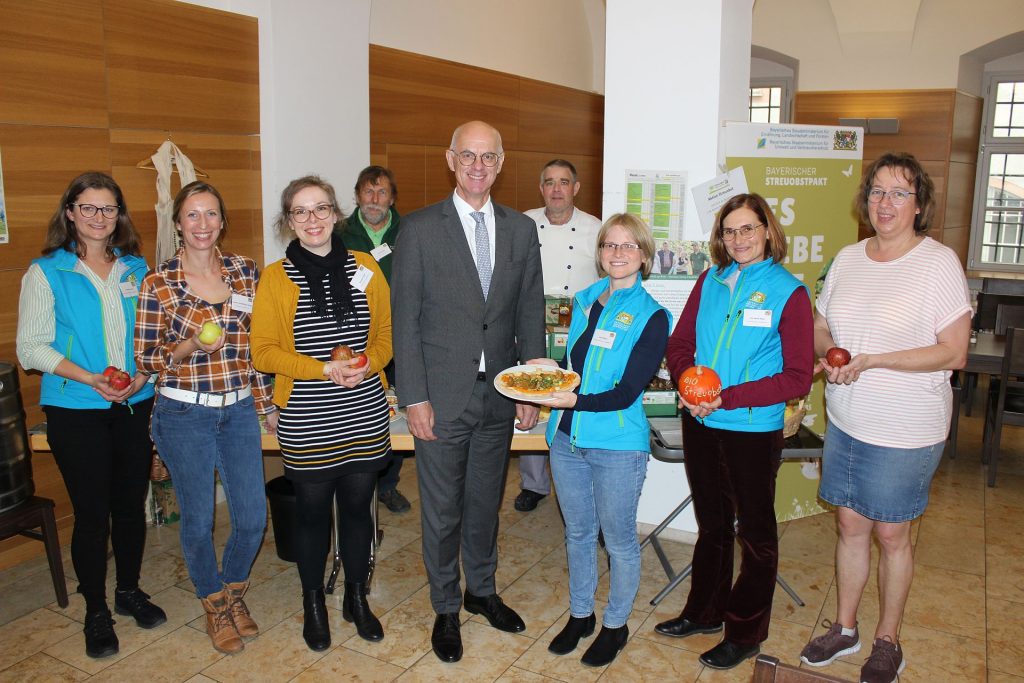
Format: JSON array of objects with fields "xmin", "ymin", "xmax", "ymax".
[{"xmin": 471, "ymin": 211, "xmax": 492, "ymax": 299}]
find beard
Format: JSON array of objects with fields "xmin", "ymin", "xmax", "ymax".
[{"xmin": 360, "ymin": 205, "xmax": 389, "ymax": 226}]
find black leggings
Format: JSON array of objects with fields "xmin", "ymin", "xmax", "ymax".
[
  {"xmin": 293, "ymin": 471, "xmax": 377, "ymax": 591},
  {"xmin": 45, "ymin": 398, "xmax": 154, "ymax": 613}
]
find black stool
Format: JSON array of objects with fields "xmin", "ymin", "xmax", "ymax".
[{"xmin": 0, "ymin": 496, "xmax": 69, "ymax": 607}]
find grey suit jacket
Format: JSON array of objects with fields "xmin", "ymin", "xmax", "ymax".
[{"xmin": 392, "ymin": 195, "xmax": 546, "ymax": 421}]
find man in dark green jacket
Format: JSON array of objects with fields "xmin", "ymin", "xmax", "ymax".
[{"xmin": 337, "ymin": 165, "xmax": 409, "ymax": 513}]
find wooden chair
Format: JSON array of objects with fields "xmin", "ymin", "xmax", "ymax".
[
  {"xmin": 0, "ymin": 496, "xmax": 69, "ymax": 607},
  {"xmin": 964, "ymin": 293, "xmax": 1024, "ymax": 415},
  {"xmin": 996, "ymin": 303, "xmax": 1024, "ymax": 335},
  {"xmin": 751, "ymin": 654, "xmax": 855, "ymax": 682},
  {"xmin": 982, "ymin": 326, "xmax": 1024, "ymax": 487}
]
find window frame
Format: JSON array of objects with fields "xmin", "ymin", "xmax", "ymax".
[
  {"xmin": 969, "ymin": 70, "xmax": 1024, "ymax": 273},
  {"xmin": 749, "ymin": 77, "xmax": 793, "ymax": 124}
]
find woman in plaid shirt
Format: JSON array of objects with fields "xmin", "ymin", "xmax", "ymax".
[{"xmin": 135, "ymin": 181, "xmax": 276, "ymax": 655}]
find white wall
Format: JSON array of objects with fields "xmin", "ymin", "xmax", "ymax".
[
  {"xmin": 369, "ymin": 0, "xmax": 606, "ymax": 93},
  {"xmin": 181, "ymin": 0, "xmax": 372, "ymax": 263},
  {"xmin": 753, "ymin": 0, "xmax": 1024, "ymax": 91}
]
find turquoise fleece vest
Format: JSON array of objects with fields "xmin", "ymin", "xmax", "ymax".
[
  {"xmin": 35, "ymin": 248, "xmax": 154, "ymax": 409},
  {"xmin": 546, "ymin": 276, "xmax": 670, "ymax": 451},
  {"xmin": 694, "ymin": 257, "xmax": 803, "ymax": 432}
]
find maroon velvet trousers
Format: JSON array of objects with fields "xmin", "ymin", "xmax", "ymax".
[{"xmin": 679, "ymin": 413, "xmax": 783, "ymax": 646}]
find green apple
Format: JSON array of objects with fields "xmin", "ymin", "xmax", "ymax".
[{"xmin": 198, "ymin": 321, "xmax": 223, "ymax": 345}]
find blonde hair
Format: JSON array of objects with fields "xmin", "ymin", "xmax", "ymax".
[{"xmin": 594, "ymin": 213, "xmax": 655, "ymax": 280}]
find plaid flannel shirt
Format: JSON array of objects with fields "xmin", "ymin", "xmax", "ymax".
[{"xmin": 135, "ymin": 248, "xmax": 274, "ymax": 414}]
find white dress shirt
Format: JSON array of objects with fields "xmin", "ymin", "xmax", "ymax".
[{"xmin": 452, "ymin": 192, "xmax": 496, "ymax": 372}]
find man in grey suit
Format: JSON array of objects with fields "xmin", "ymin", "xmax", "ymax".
[{"xmin": 391, "ymin": 120, "xmax": 545, "ymax": 663}]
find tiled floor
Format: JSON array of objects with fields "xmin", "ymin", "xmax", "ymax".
[{"xmin": 1, "ymin": 406, "xmax": 1022, "ymax": 682}]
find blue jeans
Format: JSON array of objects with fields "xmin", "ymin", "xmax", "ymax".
[
  {"xmin": 151, "ymin": 394, "xmax": 267, "ymax": 597},
  {"xmin": 548, "ymin": 430, "xmax": 648, "ymax": 628}
]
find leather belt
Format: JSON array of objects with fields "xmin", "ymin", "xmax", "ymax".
[{"xmin": 158, "ymin": 385, "xmax": 252, "ymax": 408}]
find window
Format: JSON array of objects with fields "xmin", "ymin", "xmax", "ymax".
[
  {"xmin": 970, "ymin": 73, "xmax": 1024, "ymax": 270},
  {"xmin": 748, "ymin": 78, "xmax": 791, "ymax": 124}
]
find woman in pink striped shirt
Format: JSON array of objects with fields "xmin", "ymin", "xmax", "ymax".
[{"xmin": 799, "ymin": 153, "xmax": 971, "ymax": 683}]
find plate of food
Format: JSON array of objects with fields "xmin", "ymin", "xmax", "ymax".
[{"xmin": 494, "ymin": 364, "xmax": 580, "ymax": 403}]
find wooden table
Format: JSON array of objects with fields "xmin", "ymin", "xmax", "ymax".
[{"xmin": 966, "ymin": 332, "xmax": 1005, "ymax": 375}]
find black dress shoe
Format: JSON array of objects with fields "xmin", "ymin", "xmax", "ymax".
[
  {"xmin": 654, "ymin": 615, "xmax": 724, "ymax": 638},
  {"xmin": 114, "ymin": 587, "xmax": 167, "ymax": 629},
  {"xmin": 548, "ymin": 613, "xmax": 596, "ymax": 655},
  {"xmin": 699, "ymin": 640, "xmax": 760, "ymax": 670},
  {"xmin": 463, "ymin": 591, "xmax": 526, "ymax": 633},
  {"xmin": 431, "ymin": 613, "xmax": 463, "ymax": 663},
  {"xmin": 514, "ymin": 489, "xmax": 546, "ymax": 512},
  {"xmin": 581, "ymin": 624, "xmax": 628, "ymax": 667},
  {"xmin": 302, "ymin": 588, "xmax": 331, "ymax": 652},
  {"xmin": 84, "ymin": 609, "xmax": 119, "ymax": 659},
  {"xmin": 343, "ymin": 581, "xmax": 383, "ymax": 642}
]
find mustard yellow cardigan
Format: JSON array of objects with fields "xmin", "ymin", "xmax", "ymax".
[{"xmin": 250, "ymin": 251, "xmax": 392, "ymax": 409}]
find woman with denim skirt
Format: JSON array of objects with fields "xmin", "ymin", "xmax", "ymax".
[
  {"xmin": 135, "ymin": 181, "xmax": 276, "ymax": 655},
  {"xmin": 529, "ymin": 213, "xmax": 669, "ymax": 667},
  {"xmin": 657, "ymin": 193, "xmax": 813, "ymax": 671},
  {"xmin": 17, "ymin": 172, "xmax": 164, "ymax": 659}
]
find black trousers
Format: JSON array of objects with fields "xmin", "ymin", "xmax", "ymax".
[
  {"xmin": 680, "ymin": 412, "xmax": 783, "ymax": 646},
  {"xmin": 292, "ymin": 471, "xmax": 377, "ymax": 591},
  {"xmin": 45, "ymin": 398, "xmax": 154, "ymax": 612}
]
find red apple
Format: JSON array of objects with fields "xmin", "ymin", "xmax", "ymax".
[
  {"xmin": 103, "ymin": 365, "xmax": 132, "ymax": 391},
  {"xmin": 331, "ymin": 344, "xmax": 354, "ymax": 361},
  {"xmin": 825, "ymin": 347, "xmax": 852, "ymax": 368},
  {"xmin": 351, "ymin": 353, "xmax": 368, "ymax": 369}
]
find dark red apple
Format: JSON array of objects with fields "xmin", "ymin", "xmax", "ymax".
[
  {"xmin": 351, "ymin": 353, "xmax": 368, "ymax": 369},
  {"xmin": 103, "ymin": 365, "xmax": 132, "ymax": 391},
  {"xmin": 825, "ymin": 347, "xmax": 851, "ymax": 368}
]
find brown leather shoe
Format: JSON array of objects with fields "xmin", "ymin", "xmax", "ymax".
[
  {"xmin": 201, "ymin": 590, "xmax": 244, "ymax": 654},
  {"xmin": 224, "ymin": 581, "xmax": 259, "ymax": 637}
]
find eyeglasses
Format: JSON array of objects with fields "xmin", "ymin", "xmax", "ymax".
[
  {"xmin": 289, "ymin": 204, "xmax": 334, "ymax": 223},
  {"xmin": 868, "ymin": 188, "xmax": 916, "ymax": 206},
  {"xmin": 720, "ymin": 223, "xmax": 764, "ymax": 241},
  {"xmin": 451, "ymin": 150, "xmax": 503, "ymax": 167},
  {"xmin": 71, "ymin": 203, "xmax": 120, "ymax": 219},
  {"xmin": 600, "ymin": 242, "xmax": 641, "ymax": 252}
]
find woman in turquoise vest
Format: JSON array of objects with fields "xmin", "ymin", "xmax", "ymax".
[
  {"xmin": 531, "ymin": 213, "xmax": 670, "ymax": 667},
  {"xmin": 657, "ymin": 193, "xmax": 814, "ymax": 670},
  {"xmin": 16, "ymin": 172, "xmax": 163, "ymax": 660}
]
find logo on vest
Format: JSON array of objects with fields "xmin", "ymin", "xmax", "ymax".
[
  {"xmin": 613, "ymin": 312, "xmax": 634, "ymax": 330},
  {"xmin": 749, "ymin": 291, "xmax": 766, "ymax": 304}
]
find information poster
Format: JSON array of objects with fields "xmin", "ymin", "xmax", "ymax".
[
  {"xmin": 624, "ymin": 169, "xmax": 687, "ymax": 241},
  {"xmin": 725, "ymin": 122, "xmax": 863, "ymax": 521}
]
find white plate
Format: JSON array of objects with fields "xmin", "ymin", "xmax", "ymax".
[{"xmin": 493, "ymin": 364, "xmax": 580, "ymax": 403}]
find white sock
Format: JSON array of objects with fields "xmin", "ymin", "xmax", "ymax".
[{"xmin": 841, "ymin": 624, "xmax": 857, "ymax": 637}]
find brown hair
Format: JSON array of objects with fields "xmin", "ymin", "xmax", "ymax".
[
  {"xmin": 594, "ymin": 213, "xmax": 656, "ymax": 280},
  {"xmin": 43, "ymin": 172, "xmax": 142, "ymax": 260},
  {"xmin": 709, "ymin": 193, "xmax": 788, "ymax": 271},
  {"xmin": 353, "ymin": 166, "xmax": 397, "ymax": 200},
  {"xmin": 274, "ymin": 175, "xmax": 343, "ymax": 241},
  {"xmin": 173, "ymin": 181, "xmax": 229, "ymax": 246},
  {"xmin": 856, "ymin": 152, "xmax": 935, "ymax": 234}
]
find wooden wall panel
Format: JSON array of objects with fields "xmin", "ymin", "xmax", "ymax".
[
  {"xmin": 951, "ymin": 92, "xmax": 983, "ymax": 165},
  {"xmin": 370, "ymin": 46, "xmax": 520, "ymax": 149},
  {"xmin": 109, "ymin": 130, "xmax": 264, "ymax": 266},
  {"xmin": 369, "ymin": 46, "xmax": 605, "ymax": 218},
  {"xmin": 0, "ymin": 0, "xmax": 108, "ymax": 128},
  {"xmin": 104, "ymin": 0, "xmax": 259, "ymax": 134}
]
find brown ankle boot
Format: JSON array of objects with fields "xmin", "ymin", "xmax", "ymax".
[
  {"xmin": 224, "ymin": 581, "xmax": 259, "ymax": 637},
  {"xmin": 201, "ymin": 590, "xmax": 243, "ymax": 654}
]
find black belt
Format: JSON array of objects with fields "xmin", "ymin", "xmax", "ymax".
[{"xmin": 476, "ymin": 372, "xmax": 487, "ymax": 382}]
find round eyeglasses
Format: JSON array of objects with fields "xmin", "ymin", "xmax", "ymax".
[
  {"xmin": 72, "ymin": 203, "xmax": 120, "ymax": 219},
  {"xmin": 867, "ymin": 188, "xmax": 916, "ymax": 206},
  {"xmin": 721, "ymin": 223, "xmax": 764, "ymax": 241},
  {"xmin": 289, "ymin": 204, "xmax": 334, "ymax": 223},
  {"xmin": 451, "ymin": 150, "xmax": 503, "ymax": 167}
]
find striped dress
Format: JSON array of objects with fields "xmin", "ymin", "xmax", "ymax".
[{"xmin": 275, "ymin": 257, "xmax": 392, "ymax": 481}]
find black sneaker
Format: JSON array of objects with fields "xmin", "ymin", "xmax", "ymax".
[
  {"xmin": 514, "ymin": 489, "xmax": 546, "ymax": 512},
  {"xmin": 84, "ymin": 609, "xmax": 119, "ymax": 659},
  {"xmin": 114, "ymin": 588, "xmax": 167, "ymax": 629},
  {"xmin": 379, "ymin": 488, "xmax": 411, "ymax": 513}
]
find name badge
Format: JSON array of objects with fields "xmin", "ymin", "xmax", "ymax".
[
  {"xmin": 591, "ymin": 329, "xmax": 616, "ymax": 349},
  {"xmin": 350, "ymin": 265, "xmax": 373, "ymax": 292},
  {"xmin": 118, "ymin": 281, "xmax": 139, "ymax": 298},
  {"xmin": 743, "ymin": 308, "xmax": 772, "ymax": 328},
  {"xmin": 370, "ymin": 244, "xmax": 392, "ymax": 261},
  {"xmin": 231, "ymin": 293, "xmax": 254, "ymax": 313}
]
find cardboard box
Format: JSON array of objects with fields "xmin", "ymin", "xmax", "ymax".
[
  {"xmin": 643, "ymin": 390, "xmax": 678, "ymax": 417},
  {"xmin": 547, "ymin": 329, "xmax": 568, "ymax": 361}
]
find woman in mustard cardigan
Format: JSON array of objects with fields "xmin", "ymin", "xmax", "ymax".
[{"xmin": 251, "ymin": 175, "xmax": 392, "ymax": 652}]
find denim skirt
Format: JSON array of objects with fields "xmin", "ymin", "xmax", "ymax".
[{"xmin": 818, "ymin": 421, "xmax": 944, "ymax": 523}]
